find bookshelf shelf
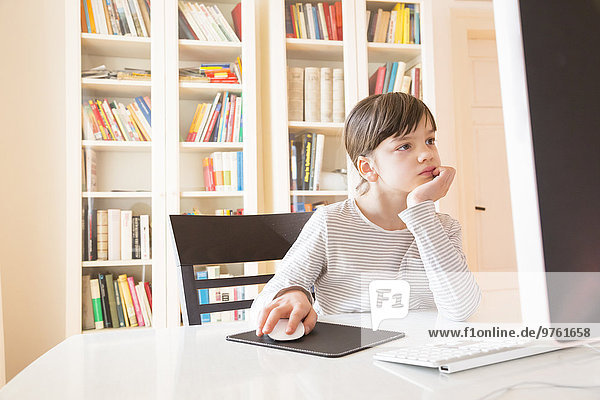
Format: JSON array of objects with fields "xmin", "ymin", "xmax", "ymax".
[
  {"xmin": 180, "ymin": 191, "xmax": 244, "ymax": 198},
  {"xmin": 288, "ymin": 121, "xmax": 344, "ymax": 135},
  {"xmin": 290, "ymin": 190, "xmax": 349, "ymax": 197},
  {"xmin": 82, "ymin": 326, "xmax": 152, "ymax": 335},
  {"xmin": 367, "ymin": 0, "xmax": 423, "ymax": 7},
  {"xmin": 178, "ymin": 40, "xmax": 242, "ymax": 62},
  {"xmin": 81, "ymin": 78, "xmax": 151, "ymax": 97},
  {"xmin": 180, "ymin": 142, "xmax": 244, "ymax": 152},
  {"xmin": 367, "ymin": 43, "xmax": 422, "ymax": 63},
  {"xmin": 83, "ymin": 192, "xmax": 152, "ymax": 198},
  {"xmin": 82, "ymin": 260, "xmax": 152, "ymax": 268},
  {"xmin": 178, "ymin": 82, "xmax": 242, "ymax": 100},
  {"xmin": 82, "ymin": 140, "xmax": 151, "ymax": 152},
  {"xmin": 81, "ymin": 33, "xmax": 151, "ymax": 58},
  {"xmin": 286, "ymin": 38, "xmax": 344, "ymax": 61}
]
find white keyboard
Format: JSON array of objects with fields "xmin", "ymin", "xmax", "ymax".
[{"xmin": 374, "ymin": 338, "xmax": 564, "ymax": 373}]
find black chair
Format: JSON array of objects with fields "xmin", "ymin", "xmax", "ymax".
[{"xmin": 169, "ymin": 212, "xmax": 313, "ymax": 325}]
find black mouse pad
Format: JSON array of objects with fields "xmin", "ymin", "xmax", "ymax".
[{"xmin": 226, "ymin": 321, "xmax": 405, "ymax": 358}]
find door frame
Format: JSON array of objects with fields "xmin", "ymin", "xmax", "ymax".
[{"xmin": 450, "ymin": 9, "xmax": 496, "ymax": 274}]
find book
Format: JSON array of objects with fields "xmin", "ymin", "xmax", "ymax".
[
  {"xmin": 382, "ymin": 62, "xmax": 392, "ymax": 94},
  {"xmin": 231, "ymin": 2, "xmax": 241, "ymax": 40},
  {"xmin": 237, "ymin": 151, "xmax": 243, "ymax": 191},
  {"xmin": 135, "ymin": 284, "xmax": 150, "ymax": 327},
  {"xmin": 301, "ymin": 133, "xmax": 314, "ymax": 190},
  {"xmin": 116, "ymin": 277, "xmax": 131, "ymax": 327},
  {"xmin": 320, "ymin": 67, "xmax": 333, "ymax": 123},
  {"xmin": 328, "ymin": 2, "xmax": 338, "ymax": 40},
  {"xmin": 120, "ymin": 210, "xmax": 133, "ymax": 260},
  {"xmin": 132, "ymin": 215, "xmax": 141, "ymax": 259},
  {"xmin": 107, "ymin": 209, "xmax": 121, "ymax": 260},
  {"xmin": 317, "ymin": 3, "xmax": 328, "ymax": 40},
  {"xmin": 140, "ymin": 283, "xmax": 153, "ymax": 325},
  {"xmin": 105, "ymin": 274, "xmax": 122, "ymax": 328},
  {"xmin": 144, "ymin": 281, "xmax": 152, "ymax": 311},
  {"xmin": 90, "ymin": 278, "xmax": 104, "ymax": 329},
  {"xmin": 137, "ymin": 0, "xmax": 151, "ymax": 36},
  {"xmin": 118, "ymin": 274, "xmax": 138, "ymax": 326},
  {"xmin": 83, "ymin": 200, "xmax": 97, "ymax": 261},
  {"xmin": 392, "ymin": 61, "xmax": 407, "ymax": 93},
  {"xmin": 206, "ymin": 265, "xmax": 220, "ymax": 322},
  {"xmin": 287, "ymin": 67, "xmax": 304, "ymax": 121},
  {"xmin": 82, "ymin": 275, "xmax": 95, "ymax": 330},
  {"xmin": 113, "ymin": 280, "xmax": 127, "ymax": 328},
  {"xmin": 374, "ymin": 66, "xmax": 386, "ymax": 95},
  {"xmin": 313, "ymin": 134, "xmax": 325, "ymax": 190},
  {"xmin": 400, "ymin": 75, "xmax": 412, "ymax": 94},
  {"xmin": 140, "ymin": 214, "xmax": 150, "ymax": 260},
  {"xmin": 290, "ymin": 136, "xmax": 298, "ymax": 190},
  {"xmin": 98, "ymin": 273, "xmax": 112, "ymax": 328},
  {"xmin": 196, "ymin": 270, "xmax": 211, "ymax": 323},
  {"xmin": 332, "ymin": 68, "xmax": 344, "ymax": 123},
  {"xmin": 97, "ymin": 210, "xmax": 108, "ymax": 260},
  {"xmin": 304, "ymin": 67, "xmax": 320, "ymax": 122},
  {"xmin": 387, "ymin": 62, "xmax": 398, "ymax": 93},
  {"xmin": 387, "ymin": 10, "xmax": 397, "ymax": 43}
]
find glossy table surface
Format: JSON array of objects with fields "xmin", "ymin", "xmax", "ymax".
[{"xmin": 1, "ymin": 304, "xmax": 600, "ymax": 400}]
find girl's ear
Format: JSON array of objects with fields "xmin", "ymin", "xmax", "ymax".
[{"xmin": 357, "ymin": 156, "xmax": 378, "ymax": 182}]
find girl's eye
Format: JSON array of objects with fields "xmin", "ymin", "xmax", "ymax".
[
  {"xmin": 426, "ymin": 138, "xmax": 436, "ymax": 145},
  {"xmin": 396, "ymin": 144, "xmax": 411, "ymax": 151}
]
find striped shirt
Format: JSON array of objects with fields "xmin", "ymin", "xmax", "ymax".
[{"xmin": 250, "ymin": 199, "xmax": 481, "ymax": 322}]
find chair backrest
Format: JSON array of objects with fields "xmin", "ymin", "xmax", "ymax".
[{"xmin": 169, "ymin": 212, "xmax": 313, "ymax": 325}]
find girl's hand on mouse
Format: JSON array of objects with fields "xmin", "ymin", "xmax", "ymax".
[
  {"xmin": 256, "ymin": 290, "xmax": 317, "ymax": 337},
  {"xmin": 406, "ymin": 166, "xmax": 456, "ymax": 208}
]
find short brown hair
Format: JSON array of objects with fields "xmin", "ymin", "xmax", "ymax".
[{"xmin": 343, "ymin": 92, "xmax": 437, "ymax": 195}]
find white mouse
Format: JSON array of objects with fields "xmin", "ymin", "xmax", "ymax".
[{"xmin": 267, "ymin": 318, "xmax": 305, "ymax": 341}]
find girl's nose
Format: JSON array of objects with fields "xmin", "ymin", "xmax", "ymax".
[{"xmin": 418, "ymin": 149, "xmax": 432, "ymax": 163}]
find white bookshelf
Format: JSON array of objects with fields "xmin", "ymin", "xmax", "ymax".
[
  {"xmin": 269, "ymin": 1, "xmax": 360, "ymax": 213},
  {"xmin": 67, "ymin": 0, "xmax": 260, "ymax": 334}
]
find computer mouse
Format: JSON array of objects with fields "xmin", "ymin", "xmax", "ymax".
[{"xmin": 267, "ymin": 318, "xmax": 305, "ymax": 341}]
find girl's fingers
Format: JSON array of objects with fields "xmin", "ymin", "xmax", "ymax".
[{"xmin": 303, "ymin": 308, "xmax": 318, "ymax": 335}]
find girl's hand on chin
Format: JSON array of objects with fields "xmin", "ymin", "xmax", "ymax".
[{"xmin": 406, "ymin": 166, "xmax": 456, "ymax": 208}]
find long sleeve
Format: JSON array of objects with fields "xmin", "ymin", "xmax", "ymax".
[
  {"xmin": 249, "ymin": 208, "xmax": 328, "ymax": 323},
  {"xmin": 399, "ymin": 201, "xmax": 481, "ymax": 321}
]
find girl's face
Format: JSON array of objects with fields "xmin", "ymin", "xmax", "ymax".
[{"xmin": 369, "ymin": 116, "xmax": 441, "ymax": 194}]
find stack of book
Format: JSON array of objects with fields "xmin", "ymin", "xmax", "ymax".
[
  {"xmin": 178, "ymin": 1, "xmax": 241, "ymax": 42},
  {"xmin": 366, "ymin": 3, "xmax": 420, "ymax": 44},
  {"xmin": 179, "ymin": 60, "xmax": 242, "ymax": 83},
  {"xmin": 83, "ymin": 206, "xmax": 151, "ymax": 262},
  {"xmin": 82, "ymin": 274, "xmax": 152, "ymax": 330},
  {"xmin": 82, "ymin": 65, "xmax": 151, "ymax": 81},
  {"xmin": 196, "ymin": 266, "xmax": 246, "ymax": 323},
  {"xmin": 285, "ymin": 2, "xmax": 343, "ymax": 40},
  {"xmin": 289, "ymin": 132, "xmax": 325, "ymax": 191},
  {"xmin": 291, "ymin": 200, "xmax": 329, "ymax": 213},
  {"xmin": 82, "ymin": 97, "xmax": 152, "ymax": 141},
  {"xmin": 368, "ymin": 62, "xmax": 421, "ymax": 99},
  {"xmin": 184, "ymin": 92, "xmax": 242, "ymax": 143},
  {"xmin": 287, "ymin": 67, "xmax": 344, "ymax": 123},
  {"xmin": 81, "ymin": 0, "xmax": 151, "ymax": 37},
  {"xmin": 202, "ymin": 151, "xmax": 243, "ymax": 192}
]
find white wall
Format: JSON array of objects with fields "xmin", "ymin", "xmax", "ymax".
[{"xmin": 0, "ymin": 1, "xmax": 68, "ymax": 381}]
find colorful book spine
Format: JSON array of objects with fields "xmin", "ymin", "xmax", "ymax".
[
  {"xmin": 118, "ymin": 274, "xmax": 138, "ymax": 326},
  {"xmin": 90, "ymin": 278, "xmax": 104, "ymax": 329},
  {"xmin": 196, "ymin": 270, "xmax": 211, "ymax": 323},
  {"xmin": 113, "ymin": 280, "xmax": 126, "ymax": 327},
  {"xmin": 127, "ymin": 276, "xmax": 144, "ymax": 326}
]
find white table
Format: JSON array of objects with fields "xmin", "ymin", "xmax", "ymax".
[{"xmin": 1, "ymin": 308, "xmax": 599, "ymax": 400}]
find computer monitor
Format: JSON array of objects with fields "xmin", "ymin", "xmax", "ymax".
[{"xmin": 493, "ymin": 0, "xmax": 600, "ymax": 327}]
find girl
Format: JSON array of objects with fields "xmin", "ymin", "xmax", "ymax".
[{"xmin": 253, "ymin": 92, "xmax": 481, "ymax": 337}]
